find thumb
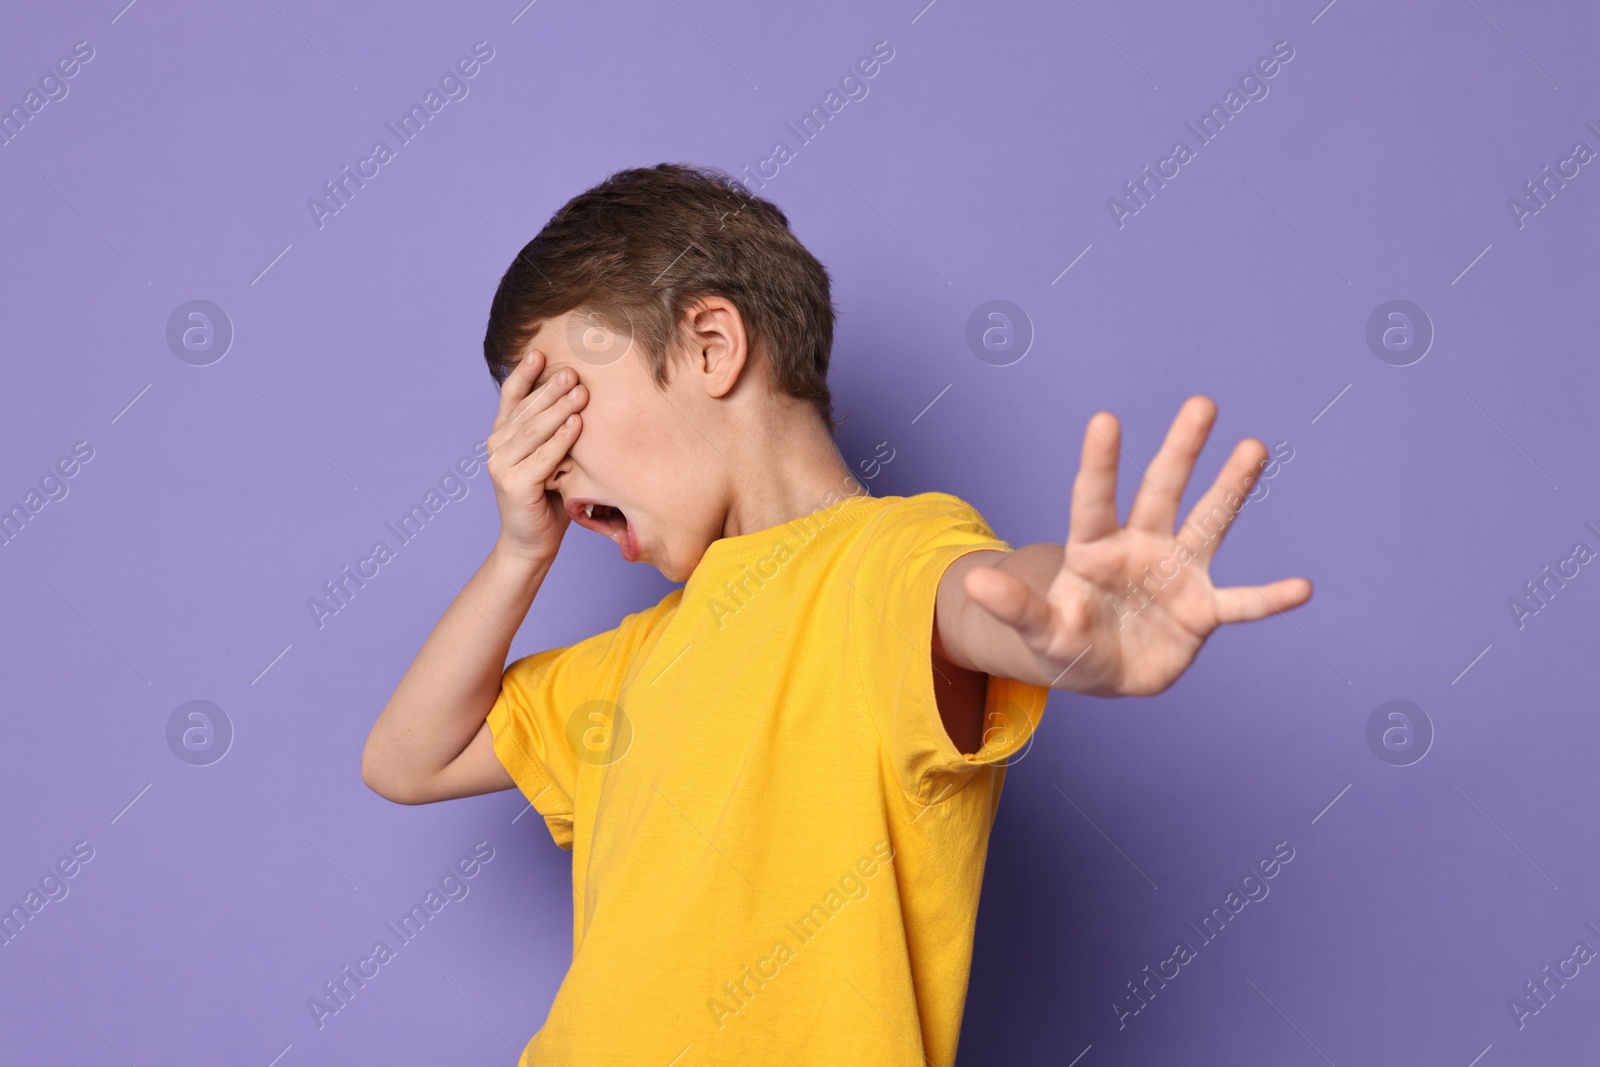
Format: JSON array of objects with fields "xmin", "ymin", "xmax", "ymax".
[{"xmin": 964, "ymin": 566, "xmax": 1055, "ymax": 653}]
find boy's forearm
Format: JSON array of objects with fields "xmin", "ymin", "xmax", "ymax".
[{"xmin": 361, "ymin": 540, "xmax": 552, "ymax": 797}]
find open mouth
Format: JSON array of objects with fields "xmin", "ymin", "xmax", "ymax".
[{"xmin": 565, "ymin": 498, "xmax": 639, "ymax": 561}]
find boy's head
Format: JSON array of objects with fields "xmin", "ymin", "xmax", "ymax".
[{"xmin": 483, "ymin": 164, "xmax": 847, "ymax": 580}]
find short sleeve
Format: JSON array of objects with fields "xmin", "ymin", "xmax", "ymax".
[
  {"xmin": 848, "ymin": 492, "xmax": 1053, "ymax": 806},
  {"xmin": 486, "ymin": 597, "xmax": 675, "ymax": 849}
]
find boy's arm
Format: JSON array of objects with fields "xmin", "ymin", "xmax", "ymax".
[
  {"xmin": 361, "ymin": 346, "xmax": 585, "ymax": 804},
  {"xmin": 934, "ymin": 396, "xmax": 1313, "ymax": 699},
  {"xmin": 360, "ymin": 545, "xmax": 547, "ymax": 804}
]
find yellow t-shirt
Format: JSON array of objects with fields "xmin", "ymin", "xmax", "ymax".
[{"xmin": 486, "ymin": 490, "xmax": 1052, "ymax": 1066}]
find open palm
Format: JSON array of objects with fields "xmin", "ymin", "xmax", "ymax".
[{"xmin": 966, "ymin": 396, "xmax": 1312, "ymax": 697}]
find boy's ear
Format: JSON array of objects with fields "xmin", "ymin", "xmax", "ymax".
[{"xmin": 682, "ymin": 297, "xmax": 751, "ymax": 400}]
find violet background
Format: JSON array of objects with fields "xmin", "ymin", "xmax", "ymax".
[{"xmin": 1, "ymin": 0, "xmax": 1596, "ymax": 1064}]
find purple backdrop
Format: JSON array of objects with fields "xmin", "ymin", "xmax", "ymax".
[{"xmin": 2, "ymin": 0, "xmax": 1596, "ymax": 1063}]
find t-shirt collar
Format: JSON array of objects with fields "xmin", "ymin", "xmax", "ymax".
[{"xmin": 693, "ymin": 489, "xmax": 883, "ymax": 570}]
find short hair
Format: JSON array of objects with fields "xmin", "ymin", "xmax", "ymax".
[{"xmin": 482, "ymin": 163, "xmax": 840, "ymax": 432}]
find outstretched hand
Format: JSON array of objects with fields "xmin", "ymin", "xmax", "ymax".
[{"xmin": 963, "ymin": 396, "xmax": 1312, "ymax": 697}]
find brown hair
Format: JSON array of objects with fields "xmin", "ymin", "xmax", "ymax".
[{"xmin": 483, "ymin": 163, "xmax": 840, "ymax": 432}]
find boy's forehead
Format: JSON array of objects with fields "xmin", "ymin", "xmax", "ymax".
[
  {"xmin": 524, "ymin": 309, "xmax": 633, "ymax": 378},
  {"xmin": 524, "ymin": 316, "xmax": 569, "ymax": 360}
]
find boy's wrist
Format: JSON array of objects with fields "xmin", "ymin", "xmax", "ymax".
[{"xmin": 489, "ymin": 536, "xmax": 556, "ymax": 580}]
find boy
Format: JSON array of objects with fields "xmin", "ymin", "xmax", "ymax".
[{"xmin": 360, "ymin": 163, "xmax": 1311, "ymax": 1065}]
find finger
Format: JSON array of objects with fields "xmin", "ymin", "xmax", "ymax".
[
  {"xmin": 1126, "ymin": 395, "xmax": 1216, "ymax": 535},
  {"xmin": 504, "ymin": 411, "xmax": 584, "ymax": 492},
  {"xmin": 491, "ymin": 378, "xmax": 585, "ymax": 474},
  {"xmin": 1213, "ymin": 577, "xmax": 1313, "ymax": 624},
  {"xmin": 493, "ymin": 348, "xmax": 544, "ymax": 431},
  {"xmin": 489, "ymin": 361, "xmax": 578, "ymax": 459},
  {"xmin": 1068, "ymin": 411, "xmax": 1122, "ymax": 544},
  {"xmin": 963, "ymin": 565, "xmax": 1056, "ymax": 652},
  {"xmin": 1175, "ymin": 437, "xmax": 1268, "ymax": 564},
  {"xmin": 508, "ymin": 364, "xmax": 578, "ymax": 428}
]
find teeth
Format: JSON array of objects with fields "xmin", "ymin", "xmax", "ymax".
[{"xmin": 584, "ymin": 504, "xmax": 594, "ymax": 519}]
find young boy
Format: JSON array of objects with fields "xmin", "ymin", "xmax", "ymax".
[{"xmin": 360, "ymin": 163, "xmax": 1311, "ymax": 1065}]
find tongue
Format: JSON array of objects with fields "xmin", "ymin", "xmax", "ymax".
[
  {"xmin": 595, "ymin": 507, "xmax": 629, "ymax": 546},
  {"xmin": 582, "ymin": 504, "xmax": 634, "ymax": 559}
]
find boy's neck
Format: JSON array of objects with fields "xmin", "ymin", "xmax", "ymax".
[{"xmin": 718, "ymin": 407, "xmax": 867, "ymax": 540}]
